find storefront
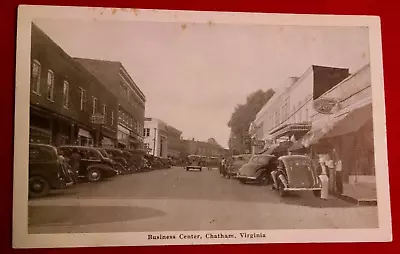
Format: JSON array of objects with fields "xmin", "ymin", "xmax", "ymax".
[
  {"xmin": 303, "ymin": 96, "xmax": 374, "ymax": 186},
  {"xmin": 77, "ymin": 128, "xmax": 93, "ymax": 146},
  {"xmin": 117, "ymin": 124, "xmax": 130, "ymax": 148}
]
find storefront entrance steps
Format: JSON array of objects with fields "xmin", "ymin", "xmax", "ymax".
[{"xmin": 332, "ymin": 182, "xmax": 377, "ymax": 206}]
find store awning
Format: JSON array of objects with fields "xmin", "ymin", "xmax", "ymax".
[
  {"xmin": 303, "ymin": 97, "xmax": 372, "ymax": 147},
  {"xmin": 288, "ymin": 139, "xmax": 306, "ymax": 152},
  {"xmin": 78, "ymin": 128, "xmax": 92, "ymax": 138}
]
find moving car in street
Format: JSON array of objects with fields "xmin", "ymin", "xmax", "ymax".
[
  {"xmin": 58, "ymin": 146, "xmax": 118, "ymax": 182},
  {"xmin": 186, "ymin": 155, "xmax": 204, "ymax": 171},
  {"xmin": 29, "ymin": 143, "xmax": 75, "ymax": 198},
  {"xmin": 236, "ymin": 154, "xmax": 277, "ymax": 185},
  {"xmin": 271, "ymin": 155, "xmax": 322, "ymax": 197}
]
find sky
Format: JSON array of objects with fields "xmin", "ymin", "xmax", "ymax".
[{"xmin": 34, "ymin": 18, "xmax": 370, "ymax": 148}]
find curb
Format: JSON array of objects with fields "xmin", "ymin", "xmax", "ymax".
[{"xmin": 331, "ymin": 193, "xmax": 377, "ymax": 206}]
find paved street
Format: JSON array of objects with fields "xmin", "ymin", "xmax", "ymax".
[{"xmin": 28, "ymin": 167, "xmax": 378, "ymax": 233}]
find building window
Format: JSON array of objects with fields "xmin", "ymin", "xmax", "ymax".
[
  {"xmin": 144, "ymin": 128, "xmax": 150, "ymax": 137},
  {"xmin": 63, "ymin": 81, "xmax": 69, "ymax": 108},
  {"xmin": 111, "ymin": 111, "xmax": 114, "ymax": 126},
  {"xmin": 31, "ymin": 60, "xmax": 41, "ymax": 94},
  {"xmin": 79, "ymin": 87, "xmax": 86, "ymax": 111},
  {"xmin": 103, "ymin": 104, "xmax": 107, "ymax": 120},
  {"xmin": 46, "ymin": 70, "xmax": 54, "ymax": 101},
  {"xmin": 92, "ymin": 97, "xmax": 97, "ymax": 114}
]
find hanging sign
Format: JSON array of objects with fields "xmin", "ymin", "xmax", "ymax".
[
  {"xmin": 313, "ymin": 98, "xmax": 340, "ymax": 115},
  {"xmin": 251, "ymin": 138, "xmax": 265, "ymax": 147},
  {"xmin": 91, "ymin": 113, "xmax": 105, "ymax": 124}
]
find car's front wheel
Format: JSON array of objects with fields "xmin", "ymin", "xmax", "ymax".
[
  {"xmin": 259, "ymin": 171, "xmax": 270, "ymax": 185},
  {"xmin": 29, "ymin": 176, "xmax": 50, "ymax": 198},
  {"xmin": 87, "ymin": 168, "xmax": 102, "ymax": 182},
  {"xmin": 313, "ymin": 190, "xmax": 321, "ymax": 198}
]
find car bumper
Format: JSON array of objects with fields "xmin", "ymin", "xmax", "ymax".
[
  {"xmin": 284, "ymin": 187, "xmax": 322, "ymax": 191},
  {"xmin": 235, "ymin": 174, "xmax": 257, "ymax": 180}
]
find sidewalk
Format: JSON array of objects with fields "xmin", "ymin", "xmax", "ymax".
[{"xmin": 333, "ymin": 182, "xmax": 377, "ymax": 206}]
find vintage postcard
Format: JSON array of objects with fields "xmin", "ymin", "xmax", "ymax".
[{"xmin": 13, "ymin": 5, "xmax": 392, "ymax": 248}]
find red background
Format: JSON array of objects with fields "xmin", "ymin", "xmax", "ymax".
[{"xmin": 0, "ymin": 0, "xmax": 398, "ymax": 253}]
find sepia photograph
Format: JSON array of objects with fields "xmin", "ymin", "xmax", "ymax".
[{"xmin": 13, "ymin": 5, "xmax": 392, "ymax": 248}]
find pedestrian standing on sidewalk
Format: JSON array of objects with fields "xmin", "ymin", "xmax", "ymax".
[
  {"xmin": 318, "ymin": 154, "xmax": 329, "ymax": 199},
  {"xmin": 335, "ymin": 159, "xmax": 343, "ymax": 194},
  {"xmin": 220, "ymin": 157, "xmax": 226, "ymax": 176},
  {"xmin": 325, "ymin": 154, "xmax": 335, "ymax": 193},
  {"xmin": 70, "ymin": 149, "xmax": 81, "ymax": 176}
]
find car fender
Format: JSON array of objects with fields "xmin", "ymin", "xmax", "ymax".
[{"xmin": 87, "ymin": 163, "xmax": 114, "ymax": 172}]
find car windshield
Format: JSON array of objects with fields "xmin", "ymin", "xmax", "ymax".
[{"xmin": 98, "ymin": 149, "xmax": 109, "ymax": 158}]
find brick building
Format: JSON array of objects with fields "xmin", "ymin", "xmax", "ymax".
[
  {"xmin": 182, "ymin": 138, "xmax": 227, "ymax": 158},
  {"xmin": 165, "ymin": 125, "xmax": 183, "ymax": 158},
  {"xmin": 75, "ymin": 58, "xmax": 146, "ymax": 149},
  {"xmin": 29, "ymin": 23, "xmax": 118, "ymax": 147}
]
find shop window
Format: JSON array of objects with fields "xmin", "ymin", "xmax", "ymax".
[
  {"xmin": 46, "ymin": 70, "xmax": 54, "ymax": 101},
  {"xmin": 31, "ymin": 60, "xmax": 41, "ymax": 94},
  {"xmin": 63, "ymin": 81, "xmax": 69, "ymax": 108}
]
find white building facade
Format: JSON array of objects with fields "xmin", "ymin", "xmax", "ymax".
[
  {"xmin": 143, "ymin": 118, "xmax": 168, "ymax": 158},
  {"xmin": 250, "ymin": 65, "xmax": 350, "ymax": 154}
]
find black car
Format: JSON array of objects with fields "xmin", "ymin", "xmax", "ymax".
[
  {"xmin": 236, "ymin": 155, "xmax": 277, "ymax": 185},
  {"xmin": 58, "ymin": 146, "xmax": 118, "ymax": 182},
  {"xmin": 29, "ymin": 143, "xmax": 74, "ymax": 198},
  {"xmin": 102, "ymin": 148, "xmax": 133, "ymax": 174}
]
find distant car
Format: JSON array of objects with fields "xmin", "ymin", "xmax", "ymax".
[
  {"xmin": 58, "ymin": 146, "xmax": 118, "ymax": 182},
  {"xmin": 186, "ymin": 155, "xmax": 203, "ymax": 171},
  {"xmin": 29, "ymin": 143, "xmax": 74, "ymax": 198},
  {"xmin": 236, "ymin": 154, "xmax": 277, "ymax": 185}
]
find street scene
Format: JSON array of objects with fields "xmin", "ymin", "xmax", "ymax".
[
  {"xmin": 29, "ymin": 166, "xmax": 377, "ymax": 234},
  {"xmin": 27, "ymin": 17, "xmax": 378, "ymax": 234}
]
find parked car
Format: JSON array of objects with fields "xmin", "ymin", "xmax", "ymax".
[
  {"xmin": 160, "ymin": 157, "xmax": 172, "ymax": 168},
  {"xmin": 271, "ymin": 155, "xmax": 322, "ymax": 197},
  {"xmin": 223, "ymin": 154, "xmax": 252, "ymax": 178},
  {"xmin": 29, "ymin": 143, "xmax": 74, "ymax": 198},
  {"xmin": 101, "ymin": 148, "xmax": 133, "ymax": 174},
  {"xmin": 125, "ymin": 149, "xmax": 150, "ymax": 172},
  {"xmin": 58, "ymin": 146, "xmax": 118, "ymax": 182},
  {"xmin": 152, "ymin": 156, "xmax": 164, "ymax": 169},
  {"xmin": 236, "ymin": 154, "xmax": 277, "ymax": 185}
]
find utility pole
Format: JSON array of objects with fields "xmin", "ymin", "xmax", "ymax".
[{"xmin": 153, "ymin": 127, "xmax": 157, "ymax": 156}]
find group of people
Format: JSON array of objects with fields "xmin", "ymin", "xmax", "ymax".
[
  {"xmin": 314, "ymin": 150, "xmax": 343, "ymax": 194},
  {"xmin": 218, "ymin": 156, "xmax": 233, "ymax": 176}
]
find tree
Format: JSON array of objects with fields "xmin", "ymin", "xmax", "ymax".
[{"xmin": 227, "ymin": 89, "xmax": 275, "ymax": 154}]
